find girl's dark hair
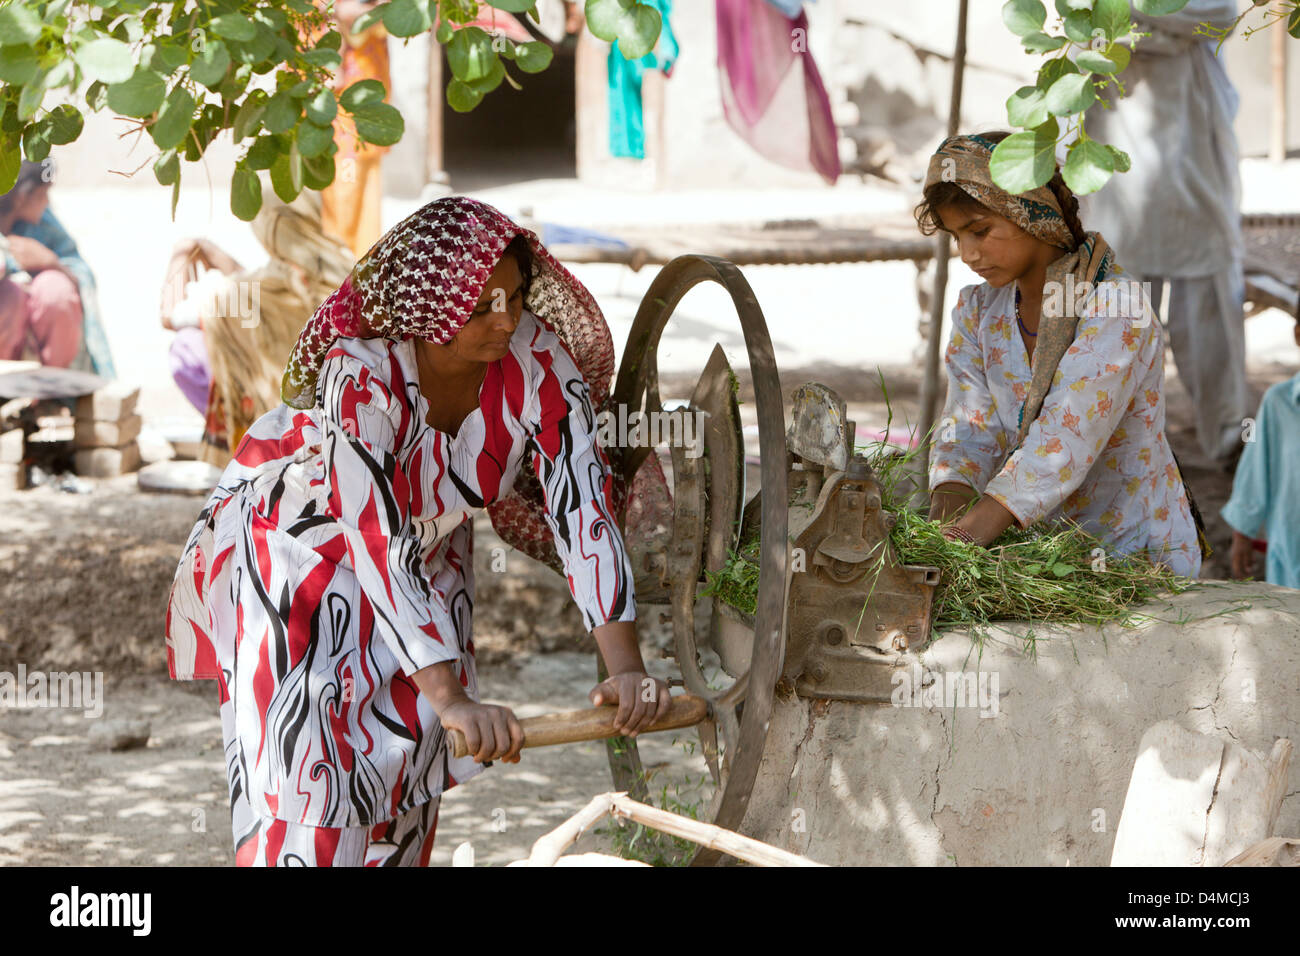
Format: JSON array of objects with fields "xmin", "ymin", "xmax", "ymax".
[
  {"xmin": 502, "ymin": 233, "xmax": 533, "ymax": 300},
  {"xmin": 0, "ymin": 161, "xmax": 50, "ymax": 223},
  {"xmin": 913, "ymin": 130, "xmax": 1087, "ymax": 249}
]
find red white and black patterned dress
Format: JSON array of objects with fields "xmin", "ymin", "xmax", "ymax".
[{"xmin": 165, "ymin": 309, "xmax": 636, "ymax": 829}]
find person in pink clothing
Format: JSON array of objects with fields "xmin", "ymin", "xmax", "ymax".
[{"xmin": 0, "ymin": 165, "xmax": 83, "ymax": 366}]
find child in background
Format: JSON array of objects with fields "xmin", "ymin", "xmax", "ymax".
[{"xmin": 1222, "ymin": 317, "xmax": 1300, "ymax": 589}]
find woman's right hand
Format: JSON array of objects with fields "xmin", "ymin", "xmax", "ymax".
[{"xmin": 439, "ymin": 698, "xmax": 525, "ymax": 764}]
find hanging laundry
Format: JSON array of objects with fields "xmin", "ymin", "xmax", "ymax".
[
  {"xmin": 608, "ymin": 0, "xmax": 679, "ymax": 159},
  {"xmin": 761, "ymin": 0, "xmax": 813, "ymax": 18},
  {"xmin": 715, "ymin": 0, "xmax": 840, "ymax": 184}
]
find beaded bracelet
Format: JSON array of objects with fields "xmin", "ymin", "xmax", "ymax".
[{"xmin": 942, "ymin": 525, "xmax": 976, "ymax": 545}]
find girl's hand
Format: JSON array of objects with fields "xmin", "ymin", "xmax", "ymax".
[
  {"xmin": 589, "ymin": 671, "xmax": 672, "ymax": 737},
  {"xmin": 6, "ymin": 235, "xmax": 59, "ymax": 273},
  {"xmin": 439, "ymin": 699, "xmax": 525, "ymax": 764}
]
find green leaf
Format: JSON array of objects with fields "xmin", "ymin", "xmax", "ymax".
[
  {"xmin": 17, "ymin": 76, "xmax": 45, "ymax": 122},
  {"xmin": 1075, "ymin": 49, "xmax": 1118, "ymax": 73},
  {"xmin": 85, "ymin": 80, "xmax": 107, "ymax": 111},
  {"xmin": 1062, "ymin": 10, "xmax": 1092, "ymax": 43},
  {"xmin": 340, "ymin": 79, "xmax": 387, "ymax": 111},
  {"xmin": 146, "ymin": 38, "xmax": 189, "ymax": 74},
  {"xmin": 446, "ymin": 26, "xmax": 498, "ymax": 83},
  {"xmin": 305, "ymin": 88, "xmax": 337, "ymax": 125},
  {"xmin": 295, "ymin": 119, "xmax": 334, "ymax": 158},
  {"xmin": 382, "ymin": 0, "xmax": 434, "ymax": 37},
  {"xmin": 190, "ymin": 40, "xmax": 231, "ymax": 88},
  {"xmin": 988, "ymin": 119, "xmax": 1059, "ymax": 193},
  {"xmin": 1062, "ymin": 138, "xmax": 1114, "ymax": 194},
  {"xmin": 1007, "ymin": 85, "xmax": 1049, "ymax": 128},
  {"xmin": 211, "ymin": 13, "xmax": 257, "ymax": 42},
  {"xmin": 446, "ymin": 77, "xmax": 483, "ymax": 112},
  {"xmin": 74, "ymin": 37, "xmax": 135, "ymax": 84},
  {"xmin": 1133, "ymin": 0, "xmax": 1190, "ymax": 15},
  {"xmin": 232, "ymin": 91, "xmax": 267, "ymax": 140},
  {"xmin": 1023, "ymin": 562, "xmax": 1044, "ymax": 575},
  {"xmin": 514, "ymin": 40, "xmax": 553, "ymax": 73},
  {"xmin": 484, "ymin": 0, "xmax": 539, "ymax": 11},
  {"xmin": 1050, "ymin": 562, "xmax": 1077, "ymax": 577},
  {"xmin": 1037, "ymin": 56, "xmax": 1079, "ymax": 91},
  {"xmin": 1002, "ymin": 0, "xmax": 1047, "ymax": 37},
  {"xmin": 465, "ymin": 55, "xmax": 505, "ymax": 93},
  {"xmin": 436, "ymin": 19, "xmax": 454, "ymax": 44},
  {"xmin": 270, "ymin": 143, "xmax": 303, "ymax": 202},
  {"xmin": 301, "ymin": 153, "xmax": 335, "ymax": 190},
  {"xmin": 317, "ymin": 29, "xmax": 343, "ymax": 52},
  {"xmin": 0, "ymin": 133, "xmax": 21, "ymax": 193},
  {"xmin": 302, "ymin": 48, "xmax": 342, "ymax": 70},
  {"xmin": 351, "ymin": 102, "xmax": 403, "ymax": 146},
  {"xmin": 22, "ymin": 121, "xmax": 51, "ymax": 163},
  {"xmin": 150, "ymin": 83, "xmax": 196, "ymax": 150},
  {"xmin": 587, "ymin": 0, "xmax": 662, "ymax": 60},
  {"xmin": 0, "ymin": 45, "xmax": 39, "ymax": 85},
  {"xmin": 0, "ymin": 4, "xmax": 43, "ymax": 44},
  {"xmin": 1091, "ymin": 0, "xmax": 1129, "ymax": 42},
  {"xmin": 171, "ymin": 173, "xmax": 181, "ymax": 218},
  {"xmin": 154, "ymin": 148, "xmax": 179, "ymax": 186},
  {"xmin": 1289, "ymin": 6, "xmax": 1300, "ymax": 40},
  {"xmin": 46, "ymin": 103, "xmax": 82, "ymax": 144},
  {"xmin": 1105, "ymin": 143, "xmax": 1130, "ymax": 173},
  {"xmin": 1044, "ymin": 72, "xmax": 1095, "ymax": 114},
  {"xmin": 352, "ymin": 5, "xmax": 386, "ymax": 35},
  {"xmin": 45, "ymin": 57, "xmax": 75, "ymax": 90},
  {"xmin": 107, "ymin": 67, "xmax": 167, "ymax": 118},
  {"xmin": 245, "ymin": 134, "xmax": 281, "ymax": 170},
  {"xmin": 231, "ymin": 165, "xmax": 263, "ymax": 221},
  {"xmin": 263, "ymin": 90, "xmax": 300, "ymax": 133},
  {"xmin": 1022, "ymin": 32, "xmax": 1067, "ymax": 53}
]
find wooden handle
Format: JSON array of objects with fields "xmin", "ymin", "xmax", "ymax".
[{"xmin": 449, "ymin": 693, "xmax": 709, "ymax": 760}]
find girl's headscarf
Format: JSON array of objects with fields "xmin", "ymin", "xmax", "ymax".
[
  {"xmin": 280, "ymin": 195, "xmax": 653, "ymax": 573},
  {"xmin": 924, "ymin": 134, "xmax": 1116, "ymax": 460}
]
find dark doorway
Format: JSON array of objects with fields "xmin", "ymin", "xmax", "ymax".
[{"xmin": 443, "ymin": 42, "xmax": 577, "ymax": 190}]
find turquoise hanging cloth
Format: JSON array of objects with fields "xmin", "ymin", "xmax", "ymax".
[{"xmin": 607, "ymin": 0, "xmax": 679, "ymax": 159}]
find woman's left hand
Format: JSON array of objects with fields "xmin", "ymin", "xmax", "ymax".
[
  {"xmin": 588, "ymin": 671, "xmax": 673, "ymax": 737},
  {"xmin": 6, "ymin": 235, "xmax": 59, "ymax": 273}
]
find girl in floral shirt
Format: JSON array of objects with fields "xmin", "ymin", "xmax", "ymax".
[{"xmin": 917, "ymin": 133, "xmax": 1202, "ymax": 577}]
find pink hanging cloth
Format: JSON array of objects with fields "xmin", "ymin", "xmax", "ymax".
[{"xmin": 715, "ymin": 0, "xmax": 840, "ymax": 184}]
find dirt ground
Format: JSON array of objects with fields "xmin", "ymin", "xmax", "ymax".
[{"xmin": 1, "ymin": 356, "xmax": 1294, "ymax": 866}]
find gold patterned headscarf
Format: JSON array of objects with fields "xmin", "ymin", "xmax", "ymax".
[{"xmin": 924, "ymin": 134, "xmax": 1115, "ymax": 462}]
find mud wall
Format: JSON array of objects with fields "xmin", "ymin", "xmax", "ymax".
[{"xmin": 741, "ymin": 582, "xmax": 1300, "ymax": 865}]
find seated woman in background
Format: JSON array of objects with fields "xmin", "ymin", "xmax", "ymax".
[
  {"xmin": 917, "ymin": 132, "xmax": 1205, "ymax": 577},
  {"xmin": 159, "ymin": 188, "xmax": 353, "ymax": 463},
  {"xmin": 0, "ymin": 161, "xmax": 116, "ymax": 376}
]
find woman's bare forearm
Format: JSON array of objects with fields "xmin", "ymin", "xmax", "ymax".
[
  {"xmin": 409, "ymin": 660, "xmax": 471, "ymax": 714},
  {"xmin": 592, "ymin": 620, "xmax": 646, "ymax": 676}
]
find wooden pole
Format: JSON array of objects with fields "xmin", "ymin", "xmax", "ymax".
[
  {"xmin": 1270, "ymin": 17, "xmax": 1288, "ymax": 164},
  {"xmin": 449, "ymin": 693, "xmax": 710, "ymax": 758},
  {"xmin": 519, "ymin": 791, "xmax": 827, "ymax": 866},
  {"xmin": 425, "ymin": 31, "xmax": 446, "ymax": 188},
  {"xmin": 917, "ymin": 0, "xmax": 968, "ymax": 475}
]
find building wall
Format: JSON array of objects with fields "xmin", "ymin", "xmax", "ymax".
[{"xmin": 37, "ymin": 1, "xmax": 1300, "ymax": 192}]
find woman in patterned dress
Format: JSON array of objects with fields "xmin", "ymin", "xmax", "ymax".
[
  {"xmin": 165, "ymin": 197, "xmax": 670, "ymax": 866},
  {"xmin": 916, "ymin": 132, "xmax": 1203, "ymax": 577}
]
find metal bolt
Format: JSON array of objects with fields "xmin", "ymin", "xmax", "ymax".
[
  {"xmin": 809, "ymin": 661, "xmax": 829, "ymax": 682},
  {"xmin": 823, "ymin": 624, "xmax": 844, "ymax": 646},
  {"xmin": 891, "ymin": 632, "xmax": 908, "ymax": 652}
]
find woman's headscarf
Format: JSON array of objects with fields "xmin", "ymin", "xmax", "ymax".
[
  {"xmin": 924, "ymin": 134, "xmax": 1116, "ymax": 461},
  {"xmin": 281, "ymin": 195, "xmax": 659, "ymax": 574}
]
